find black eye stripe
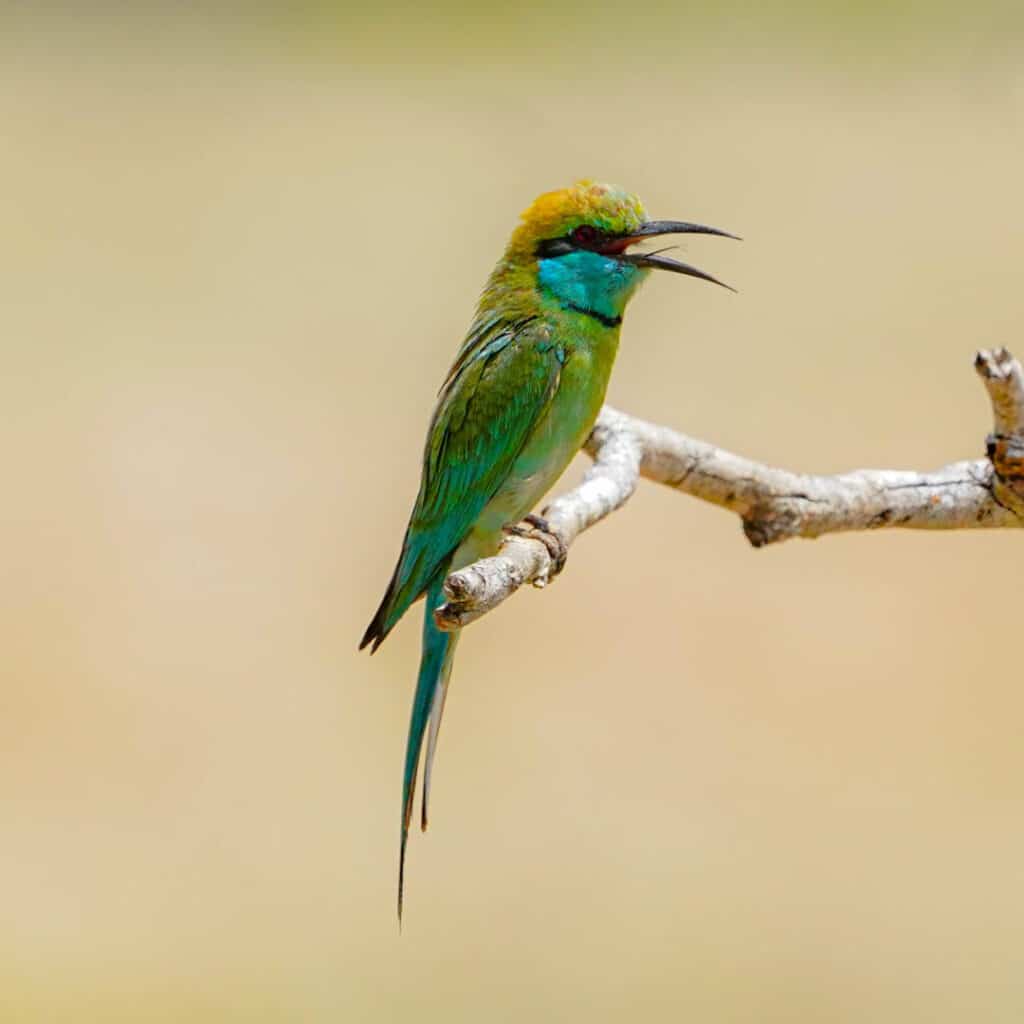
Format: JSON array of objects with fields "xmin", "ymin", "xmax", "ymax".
[
  {"xmin": 535, "ymin": 238, "xmax": 574, "ymax": 258},
  {"xmin": 536, "ymin": 228, "xmax": 608, "ymax": 259}
]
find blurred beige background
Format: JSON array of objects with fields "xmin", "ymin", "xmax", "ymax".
[{"xmin": 2, "ymin": 4, "xmax": 1023, "ymax": 1021}]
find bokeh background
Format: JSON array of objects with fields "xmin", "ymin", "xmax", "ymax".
[{"xmin": 3, "ymin": 3, "xmax": 1024, "ymax": 1020}]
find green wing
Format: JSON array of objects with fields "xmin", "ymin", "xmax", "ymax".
[{"xmin": 361, "ymin": 317, "xmax": 561, "ymax": 651}]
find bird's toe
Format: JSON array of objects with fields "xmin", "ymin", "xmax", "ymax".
[{"xmin": 504, "ymin": 514, "xmax": 568, "ymax": 580}]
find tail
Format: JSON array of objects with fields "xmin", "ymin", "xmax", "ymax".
[{"xmin": 398, "ymin": 571, "xmax": 460, "ymax": 923}]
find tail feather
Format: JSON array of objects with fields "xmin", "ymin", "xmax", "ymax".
[
  {"xmin": 421, "ymin": 648, "xmax": 454, "ymax": 832},
  {"xmin": 398, "ymin": 571, "xmax": 459, "ymax": 922}
]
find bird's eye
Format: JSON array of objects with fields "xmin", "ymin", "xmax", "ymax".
[{"xmin": 571, "ymin": 225, "xmax": 600, "ymax": 247}]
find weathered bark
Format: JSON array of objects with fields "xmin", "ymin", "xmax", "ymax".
[{"xmin": 435, "ymin": 348, "xmax": 1023, "ymax": 631}]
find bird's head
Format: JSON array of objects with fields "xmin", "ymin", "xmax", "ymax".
[{"xmin": 496, "ymin": 180, "xmax": 736, "ymax": 324}]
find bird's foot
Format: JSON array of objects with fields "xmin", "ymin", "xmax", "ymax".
[{"xmin": 503, "ymin": 513, "xmax": 568, "ymax": 587}]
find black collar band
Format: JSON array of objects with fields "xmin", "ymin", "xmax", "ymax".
[{"xmin": 565, "ymin": 302, "xmax": 622, "ymax": 328}]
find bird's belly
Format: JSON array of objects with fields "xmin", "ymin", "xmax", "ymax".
[{"xmin": 460, "ymin": 348, "xmax": 610, "ymax": 559}]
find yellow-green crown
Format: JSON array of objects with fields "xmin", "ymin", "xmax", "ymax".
[{"xmin": 507, "ymin": 180, "xmax": 647, "ymax": 259}]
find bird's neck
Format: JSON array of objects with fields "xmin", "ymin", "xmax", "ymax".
[
  {"xmin": 536, "ymin": 251, "xmax": 646, "ymax": 324},
  {"xmin": 478, "ymin": 250, "xmax": 647, "ymax": 328}
]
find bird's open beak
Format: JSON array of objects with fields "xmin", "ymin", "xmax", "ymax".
[{"xmin": 606, "ymin": 220, "xmax": 740, "ymax": 292}]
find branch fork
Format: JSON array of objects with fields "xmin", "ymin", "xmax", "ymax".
[{"xmin": 434, "ymin": 348, "xmax": 1023, "ymax": 632}]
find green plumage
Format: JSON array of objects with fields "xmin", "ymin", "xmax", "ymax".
[{"xmin": 362, "ymin": 317, "xmax": 562, "ymax": 652}]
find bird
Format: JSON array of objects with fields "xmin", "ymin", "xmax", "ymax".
[{"xmin": 360, "ymin": 180, "xmax": 737, "ymax": 919}]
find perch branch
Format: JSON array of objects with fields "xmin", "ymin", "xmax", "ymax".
[{"xmin": 435, "ymin": 348, "xmax": 1024, "ymax": 631}]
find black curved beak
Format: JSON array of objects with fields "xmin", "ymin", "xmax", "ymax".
[{"xmin": 610, "ymin": 220, "xmax": 740, "ymax": 292}]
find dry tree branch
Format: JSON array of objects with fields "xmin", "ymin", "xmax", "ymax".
[{"xmin": 435, "ymin": 348, "xmax": 1024, "ymax": 631}]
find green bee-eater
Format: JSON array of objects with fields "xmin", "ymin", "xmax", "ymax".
[{"xmin": 360, "ymin": 181, "xmax": 736, "ymax": 917}]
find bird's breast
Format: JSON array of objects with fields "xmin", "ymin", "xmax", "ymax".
[{"xmin": 469, "ymin": 338, "xmax": 617, "ymax": 542}]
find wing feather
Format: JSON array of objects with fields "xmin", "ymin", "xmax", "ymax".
[{"xmin": 360, "ymin": 318, "xmax": 559, "ymax": 650}]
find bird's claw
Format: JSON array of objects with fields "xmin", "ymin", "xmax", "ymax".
[{"xmin": 503, "ymin": 513, "xmax": 568, "ymax": 585}]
